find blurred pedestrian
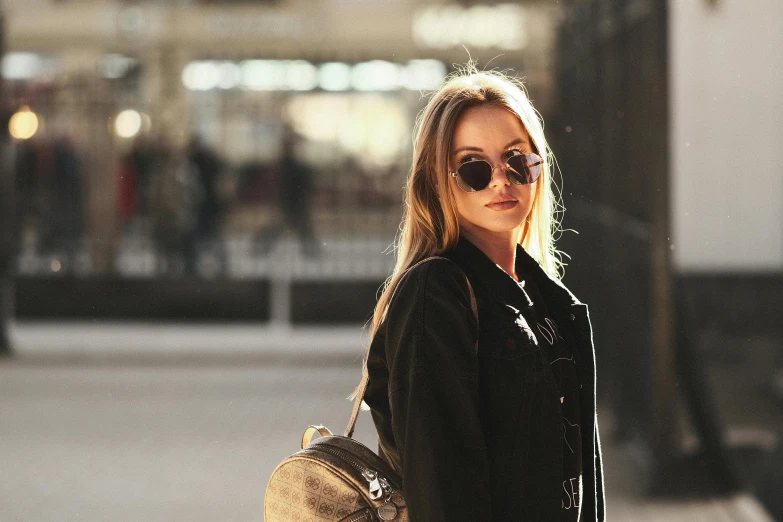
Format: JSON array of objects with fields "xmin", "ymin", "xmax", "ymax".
[
  {"xmin": 147, "ymin": 138, "xmax": 191, "ymax": 275},
  {"xmin": 255, "ymin": 125, "xmax": 320, "ymax": 257},
  {"xmin": 0, "ymin": 109, "xmax": 16, "ymax": 356},
  {"xmin": 116, "ymin": 149, "xmax": 139, "ymax": 240},
  {"xmin": 14, "ymin": 139, "xmax": 38, "ymax": 244},
  {"xmin": 129, "ymin": 136, "xmax": 157, "ymax": 237},
  {"xmin": 37, "ymin": 136, "xmax": 85, "ymax": 271},
  {"xmin": 183, "ymin": 135, "xmax": 227, "ymax": 276},
  {"xmin": 351, "ymin": 66, "xmax": 605, "ymax": 520}
]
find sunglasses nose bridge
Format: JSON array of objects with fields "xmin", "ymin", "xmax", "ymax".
[{"xmin": 488, "ymin": 163, "xmax": 512, "ymax": 186}]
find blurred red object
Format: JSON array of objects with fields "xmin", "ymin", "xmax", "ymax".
[{"xmin": 117, "ymin": 156, "xmax": 138, "ymax": 222}]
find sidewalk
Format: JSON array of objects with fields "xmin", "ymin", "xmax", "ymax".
[
  {"xmin": 9, "ymin": 321, "xmax": 367, "ymax": 363},
  {"xmin": 598, "ymin": 412, "xmax": 775, "ymax": 521}
]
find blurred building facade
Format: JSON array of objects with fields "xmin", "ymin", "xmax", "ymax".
[
  {"xmin": 2, "ymin": 0, "xmax": 560, "ymax": 282},
  {"xmin": 669, "ymin": 1, "xmax": 783, "ymax": 514}
]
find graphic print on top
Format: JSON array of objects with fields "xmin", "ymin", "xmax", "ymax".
[{"xmin": 514, "ymin": 278, "xmax": 584, "ymax": 521}]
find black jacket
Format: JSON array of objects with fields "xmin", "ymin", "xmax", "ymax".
[{"xmin": 364, "ymin": 237, "xmax": 606, "ymax": 521}]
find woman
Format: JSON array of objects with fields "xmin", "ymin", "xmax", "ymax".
[{"xmin": 357, "ymin": 65, "xmax": 605, "ymax": 521}]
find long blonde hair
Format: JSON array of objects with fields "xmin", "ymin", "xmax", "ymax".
[{"xmin": 348, "ymin": 63, "xmax": 564, "ymax": 403}]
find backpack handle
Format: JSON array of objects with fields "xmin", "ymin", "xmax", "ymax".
[{"xmin": 302, "ymin": 425, "xmax": 334, "ymax": 449}]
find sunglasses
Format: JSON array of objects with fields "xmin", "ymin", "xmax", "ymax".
[{"xmin": 449, "ymin": 153, "xmax": 543, "ymax": 193}]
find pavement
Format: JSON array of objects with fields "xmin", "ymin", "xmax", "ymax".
[
  {"xmin": 7, "ymin": 322, "xmax": 368, "ymax": 364},
  {"xmin": 0, "ymin": 322, "xmax": 776, "ymax": 521}
]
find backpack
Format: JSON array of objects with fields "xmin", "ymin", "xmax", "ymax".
[{"xmin": 264, "ymin": 257, "xmax": 478, "ymax": 522}]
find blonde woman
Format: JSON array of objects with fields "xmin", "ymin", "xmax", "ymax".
[{"xmin": 356, "ymin": 64, "xmax": 605, "ymax": 521}]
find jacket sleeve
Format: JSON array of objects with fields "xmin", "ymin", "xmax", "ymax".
[
  {"xmin": 385, "ymin": 259, "xmax": 491, "ymax": 521},
  {"xmin": 595, "ymin": 415, "xmax": 606, "ymax": 521}
]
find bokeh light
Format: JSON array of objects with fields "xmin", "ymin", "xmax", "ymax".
[
  {"xmin": 114, "ymin": 110, "xmax": 143, "ymax": 138},
  {"xmin": 8, "ymin": 106, "xmax": 39, "ymax": 140},
  {"xmin": 412, "ymin": 3, "xmax": 528, "ymax": 50},
  {"xmin": 318, "ymin": 62, "xmax": 352, "ymax": 91},
  {"xmin": 182, "ymin": 61, "xmax": 220, "ymax": 91},
  {"xmin": 351, "ymin": 61, "xmax": 402, "ymax": 91},
  {"xmin": 182, "ymin": 59, "xmax": 446, "ymax": 93}
]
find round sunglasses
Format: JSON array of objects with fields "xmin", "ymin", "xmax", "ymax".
[{"xmin": 449, "ymin": 152, "xmax": 543, "ymax": 193}]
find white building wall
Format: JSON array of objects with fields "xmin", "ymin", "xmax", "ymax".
[{"xmin": 670, "ymin": 0, "xmax": 783, "ymax": 272}]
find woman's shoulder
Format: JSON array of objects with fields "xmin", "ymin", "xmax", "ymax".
[
  {"xmin": 391, "ymin": 256, "xmax": 473, "ymax": 312},
  {"xmin": 403, "ymin": 256, "xmax": 468, "ymax": 290},
  {"xmin": 383, "ymin": 256, "xmax": 478, "ymax": 358}
]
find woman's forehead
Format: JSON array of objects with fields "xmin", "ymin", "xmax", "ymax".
[{"xmin": 451, "ymin": 105, "xmax": 530, "ymax": 151}]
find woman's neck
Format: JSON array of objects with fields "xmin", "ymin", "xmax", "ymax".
[{"xmin": 460, "ymin": 227, "xmax": 522, "ymax": 281}]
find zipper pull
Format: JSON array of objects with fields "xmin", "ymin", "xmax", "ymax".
[
  {"xmin": 378, "ymin": 477, "xmax": 393, "ymax": 496},
  {"xmin": 368, "ymin": 478, "xmax": 383, "ymax": 500},
  {"xmin": 362, "ymin": 470, "xmax": 383, "ymax": 500}
]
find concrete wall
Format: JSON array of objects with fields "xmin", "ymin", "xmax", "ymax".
[{"xmin": 670, "ymin": 0, "xmax": 783, "ymax": 273}]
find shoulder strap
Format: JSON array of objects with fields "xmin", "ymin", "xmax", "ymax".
[{"xmin": 344, "ymin": 256, "xmax": 478, "ymax": 438}]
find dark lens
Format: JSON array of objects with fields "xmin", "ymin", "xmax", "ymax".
[
  {"xmin": 507, "ymin": 153, "xmax": 542, "ymax": 185},
  {"xmin": 456, "ymin": 161, "xmax": 492, "ymax": 192}
]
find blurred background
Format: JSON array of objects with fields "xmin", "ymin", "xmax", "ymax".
[{"xmin": 0, "ymin": 0, "xmax": 781, "ymax": 520}]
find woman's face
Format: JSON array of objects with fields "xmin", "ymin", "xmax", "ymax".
[{"xmin": 448, "ymin": 104, "xmax": 537, "ymax": 242}]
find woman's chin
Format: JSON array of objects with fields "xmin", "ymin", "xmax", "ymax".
[{"xmin": 464, "ymin": 216, "xmax": 527, "ymax": 236}]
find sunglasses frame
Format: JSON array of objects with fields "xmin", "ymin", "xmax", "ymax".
[{"xmin": 448, "ymin": 152, "xmax": 543, "ymax": 193}]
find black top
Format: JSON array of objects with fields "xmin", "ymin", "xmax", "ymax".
[
  {"xmin": 363, "ymin": 236, "xmax": 605, "ymax": 522},
  {"xmin": 521, "ymin": 275, "xmax": 584, "ymax": 521}
]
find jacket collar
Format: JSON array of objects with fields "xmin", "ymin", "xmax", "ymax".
[{"xmin": 447, "ymin": 236, "xmax": 582, "ymax": 313}]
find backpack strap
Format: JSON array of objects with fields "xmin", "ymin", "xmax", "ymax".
[{"xmin": 344, "ymin": 256, "xmax": 478, "ymax": 438}]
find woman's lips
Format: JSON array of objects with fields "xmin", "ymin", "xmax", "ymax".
[{"xmin": 486, "ymin": 200, "xmax": 518, "ymax": 211}]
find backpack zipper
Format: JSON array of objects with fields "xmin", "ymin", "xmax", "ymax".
[
  {"xmin": 339, "ymin": 436, "xmax": 401, "ymax": 489},
  {"xmin": 303, "ymin": 444, "xmax": 396, "ymax": 502},
  {"xmin": 343, "ymin": 509, "xmax": 372, "ymax": 522}
]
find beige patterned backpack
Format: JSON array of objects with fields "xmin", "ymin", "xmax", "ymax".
[{"xmin": 264, "ymin": 257, "xmax": 477, "ymax": 522}]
